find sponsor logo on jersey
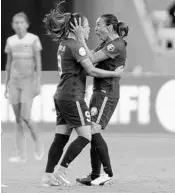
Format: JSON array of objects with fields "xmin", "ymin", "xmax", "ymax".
[
  {"xmin": 90, "ymin": 107, "xmax": 98, "ymax": 116},
  {"xmin": 79, "ymin": 47, "xmax": 86, "ymax": 56},
  {"xmin": 107, "ymin": 44, "xmax": 115, "ymax": 51}
]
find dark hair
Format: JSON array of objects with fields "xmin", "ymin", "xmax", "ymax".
[
  {"xmin": 101, "ymin": 14, "xmax": 129, "ymax": 38},
  {"xmin": 43, "ymin": 1, "xmax": 86, "ymax": 43},
  {"xmin": 13, "ymin": 12, "xmax": 29, "ymax": 24}
]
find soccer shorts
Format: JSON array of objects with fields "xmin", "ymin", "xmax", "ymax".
[
  {"xmin": 8, "ymin": 78, "xmax": 35, "ymax": 105},
  {"xmin": 89, "ymin": 91, "xmax": 119, "ymax": 129},
  {"xmin": 54, "ymin": 99, "xmax": 91, "ymax": 129}
]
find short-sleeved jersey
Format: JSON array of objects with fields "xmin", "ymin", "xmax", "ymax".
[
  {"xmin": 54, "ymin": 38, "xmax": 88, "ymax": 101},
  {"xmin": 93, "ymin": 37, "xmax": 127, "ymax": 98},
  {"xmin": 5, "ymin": 33, "xmax": 42, "ymax": 80}
]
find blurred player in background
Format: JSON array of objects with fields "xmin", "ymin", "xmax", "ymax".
[
  {"xmin": 4, "ymin": 12, "xmax": 44, "ymax": 163},
  {"xmin": 42, "ymin": 1, "xmax": 124, "ymax": 187},
  {"xmin": 72, "ymin": 14, "xmax": 128, "ymax": 185}
]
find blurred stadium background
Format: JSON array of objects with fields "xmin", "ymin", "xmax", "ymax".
[{"xmin": 1, "ymin": 1, "xmax": 175, "ymax": 192}]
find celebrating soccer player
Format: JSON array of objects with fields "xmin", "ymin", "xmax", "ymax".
[{"xmin": 72, "ymin": 14, "xmax": 129, "ymax": 185}]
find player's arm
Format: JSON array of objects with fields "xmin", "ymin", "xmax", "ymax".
[
  {"xmin": 34, "ymin": 51, "xmax": 42, "ymax": 80},
  {"xmin": 71, "ymin": 18, "xmax": 110, "ymax": 63},
  {"xmin": 72, "ymin": 40, "xmax": 123, "ymax": 78},
  {"xmin": 79, "ymin": 37, "xmax": 109, "ymax": 64},
  {"xmin": 5, "ymin": 53, "xmax": 12, "ymax": 88},
  {"xmin": 4, "ymin": 38, "xmax": 12, "ymax": 97},
  {"xmin": 33, "ymin": 36, "xmax": 42, "ymax": 95},
  {"xmin": 33, "ymin": 37, "xmax": 42, "ymax": 81},
  {"xmin": 80, "ymin": 58, "xmax": 123, "ymax": 78}
]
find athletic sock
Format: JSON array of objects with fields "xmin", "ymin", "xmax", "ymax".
[
  {"xmin": 91, "ymin": 133, "xmax": 113, "ymax": 177},
  {"xmin": 61, "ymin": 136, "xmax": 90, "ymax": 168},
  {"xmin": 90, "ymin": 146, "xmax": 101, "ymax": 179},
  {"xmin": 45, "ymin": 133, "xmax": 69, "ymax": 173}
]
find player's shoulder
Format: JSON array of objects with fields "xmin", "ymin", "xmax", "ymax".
[
  {"xmin": 106, "ymin": 38, "xmax": 125, "ymax": 51},
  {"xmin": 64, "ymin": 38, "xmax": 85, "ymax": 54},
  {"xmin": 7, "ymin": 34, "xmax": 18, "ymax": 43},
  {"xmin": 27, "ymin": 33, "xmax": 39, "ymax": 41},
  {"xmin": 64, "ymin": 38, "xmax": 81, "ymax": 49}
]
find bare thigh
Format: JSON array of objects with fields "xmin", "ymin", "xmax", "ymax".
[
  {"xmin": 55, "ymin": 125, "xmax": 73, "ymax": 136},
  {"xmin": 75, "ymin": 125, "xmax": 92, "ymax": 141},
  {"xmin": 12, "ymin": 103, "xmax": 21, "ymax": 123}
]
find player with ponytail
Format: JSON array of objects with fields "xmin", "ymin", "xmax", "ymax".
[{"xmin": 73, "ymin": 13, "xmax": 129, "ymax": 185}]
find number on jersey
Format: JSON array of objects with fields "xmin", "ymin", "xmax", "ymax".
[{"xmin": 57, "ymin": 54, "xmax": 62, "ymax": 76}]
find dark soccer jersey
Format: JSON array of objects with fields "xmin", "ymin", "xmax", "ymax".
[
  {"xmin": 93, "ymin": 37, "xmax": 127, "ymax": 98},
  {"xmin": 54, "ymin": 38, "xmax": 88, "ymax": 101}
]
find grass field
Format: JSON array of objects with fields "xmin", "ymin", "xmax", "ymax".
[{"xmin": 1, "ymin": 131, "xmax": 175, "ymax": 193}]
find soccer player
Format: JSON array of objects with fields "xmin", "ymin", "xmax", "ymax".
[
  {"xmin": 41, "ymin": 2, "xmax": 124, "ymax": 187},
  {"xmin": 4, "ymin": 12, "xmax": 44, "ymax": 162},
  {"xmin": 72, "ymin": 14, "xmax": 129, "ymax": 185}
]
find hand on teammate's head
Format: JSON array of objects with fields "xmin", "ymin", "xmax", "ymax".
[{"xmin": 70, "ymin": 18, "xmax": 84, "ymax": 40}]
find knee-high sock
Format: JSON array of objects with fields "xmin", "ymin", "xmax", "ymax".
[
  {"xmin": 45, "ymin": 134, "xmax": 69, "ymax": 173},
  {"xmin": 91, "ymin": 133, "xmax": 113, "ymax": 177},
  {"xmin": 61, "ymin": 136, "xmax": 89, "ymax": 168},
  {"xmin": 90, "ymin": 145, "xmax": 101, "ymax": 178}
]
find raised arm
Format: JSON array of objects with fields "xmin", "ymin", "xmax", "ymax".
[{"xmin": 71, "ymin": 18, "xmax": 110, "ymax": 64}]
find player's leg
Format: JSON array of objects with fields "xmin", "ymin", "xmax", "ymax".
[
  {"xmin": 42, "ymin": 99, "xmax": 72, "ymax": 187},
  {"xmin": 54, "ymin": 100, "xmax": 91, "ymax": 185},
  {"xmin": 42, "ymin": 125, "xmax": 72, "ymax": 187},
  {"xmin": 77, "ymin": 92, "xmax": 118, "ymax": 185},
  {"xmin": 90, "ymin": 96, "xmax": 119, "ymax": 185},
  {"xmin": 76, "ymin": 94, "xmax": 102, "ymax": 185},
  {"xmin": 20, "ymin": 86, "xmax": 44, "ymax": 160},
  {"xmin": 90, "ymin": 123, "xmax": 113, "ymax": 185},
  {"xmin": 8, "ymin": 85, "xmax": 27, "ymax": 162},
  {"xmin": 20, "ymin": 100, "xmax": 44, "ymax": 160}
]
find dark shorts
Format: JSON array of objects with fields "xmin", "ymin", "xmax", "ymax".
[
  {"xmin": 89, "ymin": 92, "xmax": 119, "ymax": 129},
  {"xmin": 54, "ymin": 99, "xmax": 91, "ymax": 129}
]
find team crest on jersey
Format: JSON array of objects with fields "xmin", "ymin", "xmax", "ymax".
[
  {"xmin": 90, "ymin": 107, "xmax": 98, "ymax": 116},
  {"xmin": 79, "ymin": 47, "xmax": 86, "ymax": 56},
  {"xmin": 107, "ymin": 44, "xmax": 115, "ymax": 51}
]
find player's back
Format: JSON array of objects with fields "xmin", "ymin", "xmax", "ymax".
[
  {"xmin": 5, "ymin": 33, "xmax": 42, "ymax": 80},
  {"xmin": 55, "ymin": 38, "xmax": 88, "ymax": 101},
  {"xmin": 94, "ymin": 37, "xmax": 127, "ymax": 98}
]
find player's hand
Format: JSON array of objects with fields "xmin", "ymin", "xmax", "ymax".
[
  {"xmin": 70, "ymin": 18, "xmax": 84, "ymax": 41},
  {"xmin": 4, "ymin": 86, "xmax": 9, "ymax": 99},
  {"xmin": 33, "ymin": 78, "xmax": 40, "ymax": 97},
  {"xmin": 114, "ymin": 65, "xmax": 124, "ymax": 76}
]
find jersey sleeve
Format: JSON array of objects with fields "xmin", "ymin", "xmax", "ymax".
[
  {"xmin": 33, "ymin": 36, "xmax": 42, "ymax": 52},
  {"xmin": 71, "ymin": 42, "xmax": 88, "ymax": 63},
  {"xmin": 101, "ymin": 40, "xmax": 122, "ymax": 59},
  {"xmin": 93, "ymin": 45, "xmax": 100, "ymax": 53},
  {"xmin": 4, "ymin": 38, "xmax": 11, "ymax": 54}
]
